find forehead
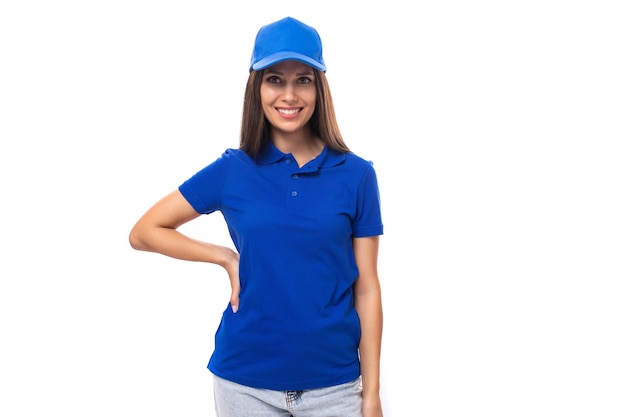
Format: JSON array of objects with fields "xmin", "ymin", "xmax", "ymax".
[{"xmin": 264, "ymin": 60, "xmax": 314, "ymax": 74}]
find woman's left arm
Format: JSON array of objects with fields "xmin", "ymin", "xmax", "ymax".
[{"xmin": 353, "ymin": 235, "xmax": 384, "ymax": 417}]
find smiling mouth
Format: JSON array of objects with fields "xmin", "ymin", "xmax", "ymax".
[{"xmin": 277, "ymin": 108, "xmax": 301, "ymax": 115}]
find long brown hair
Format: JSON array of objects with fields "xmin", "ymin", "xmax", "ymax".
[{"xmin": 239, "ymin": 68, "xmax": 351, "ymax": 159}]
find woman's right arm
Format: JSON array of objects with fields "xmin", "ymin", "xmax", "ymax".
[{"xmin": 129, "ymin": 189, "xmax": 240, "ymax": 310}]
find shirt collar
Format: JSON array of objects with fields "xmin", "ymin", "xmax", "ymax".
[{"xmin": 256, "ymin": 141, "xmax": 346, "ymax": 169}]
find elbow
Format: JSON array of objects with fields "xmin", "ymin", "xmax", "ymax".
[{"xmin": 128, "ymin": 226, "xmax": 147, "ymax": 251}]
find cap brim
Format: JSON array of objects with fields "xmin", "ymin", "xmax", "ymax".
[{"xmin": 251, "ymin": 51, "xmax": 326, "ymax": 72}]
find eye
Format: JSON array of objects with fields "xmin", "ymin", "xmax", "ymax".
[
  {"xmin": 297, "ymin": 76, "xmax": 313, "ymax": 84},
  {"xmin": 265, "ymin": 75, "xmax": 281, "ymax": 84}
]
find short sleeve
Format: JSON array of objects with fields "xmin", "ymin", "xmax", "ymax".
[
  {"xmin": 352, "ymin": 162, "xmax": 384, "ymax": 237},
  {"xmin": 178, "ymin": 149, "xmax": 234, "ymax": 214}
]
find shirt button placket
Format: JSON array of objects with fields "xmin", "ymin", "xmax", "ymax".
[
  {"xmin": 286, "ymin": 158, "xmax": 300, "ymax": 202},
  {"xmin": 291, "ymin": 172, "xmax": 299, "ymax": 198}
]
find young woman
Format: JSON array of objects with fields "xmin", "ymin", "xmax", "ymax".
[{"xmin": 129, "ymin": 16, "xmax": 385, "ymax": 417}]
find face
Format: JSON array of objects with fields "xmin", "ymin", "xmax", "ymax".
[{"xmin": 260, "ymin": 60, "xmax": 317, "ymax": 138}]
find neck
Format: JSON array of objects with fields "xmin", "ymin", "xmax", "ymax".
[{"xmin": 271, "ymin": 128, "xmax": 324, "ymax": 167}]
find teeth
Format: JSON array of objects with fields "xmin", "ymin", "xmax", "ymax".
[{"xmin": 278, "ymin": 108, "xmax": 299, "ymax": 115}]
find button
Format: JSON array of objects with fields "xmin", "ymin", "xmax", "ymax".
[
  {"xmin": 285, "ymin": 159, "xmax": 292, "ymax": 164},
  {"xmin": 292, "ymin": 174, "xmax": 299, "ymax": 179},
  {"xmin": 291, "ymin": 191, "xmax": 298, "ymax": 197}
]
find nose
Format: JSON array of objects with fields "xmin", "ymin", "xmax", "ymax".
[{"xmin": 282, "ymin": 83, "xmax": 297, "ymax": 102}]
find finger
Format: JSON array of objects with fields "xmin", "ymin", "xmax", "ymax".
[
  {"xmin": 230, "ymin": 280, "xmax": 240, "ymax": 313},
  {"xmin": 230, "ymin": 294, "xmax": 240, "ymax": 313}
]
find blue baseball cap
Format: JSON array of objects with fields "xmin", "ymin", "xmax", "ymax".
[{"xmin": 250, "ymin": 17, "xmax": 326, "ymax": 72}]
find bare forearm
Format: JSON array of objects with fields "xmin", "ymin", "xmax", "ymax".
[
  {"xmin": 355, "ymin": 287, "xmax": 383, "ymax": 398},
  {"xmin": 351, "ymin": 236, "xmax": 384, "ymax": 416},
  {"xmin": 129, "ymin": 190, "xmax": 238, "ymax": 269},
  {"xmin": 130, "ymin": 224, "xmax": 237, "ymax": 269}
]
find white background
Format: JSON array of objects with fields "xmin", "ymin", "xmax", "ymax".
[{"xmin": 1, "ymin": 1, "xmax": 625, "ymax": 416}]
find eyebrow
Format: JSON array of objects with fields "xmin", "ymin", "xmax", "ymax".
[{"xmin": 265, "ymin": 69, "xmax": 314, "ymax": 77}]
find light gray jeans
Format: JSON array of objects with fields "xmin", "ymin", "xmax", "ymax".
[{"xmin": 213, "ymin": 375, "xmax": 363, "ymax": 417}]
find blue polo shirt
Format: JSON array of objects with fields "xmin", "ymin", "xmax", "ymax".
[{"xmin": 178, "ymin": 142, "xmax": 384, "ymax": 390}]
